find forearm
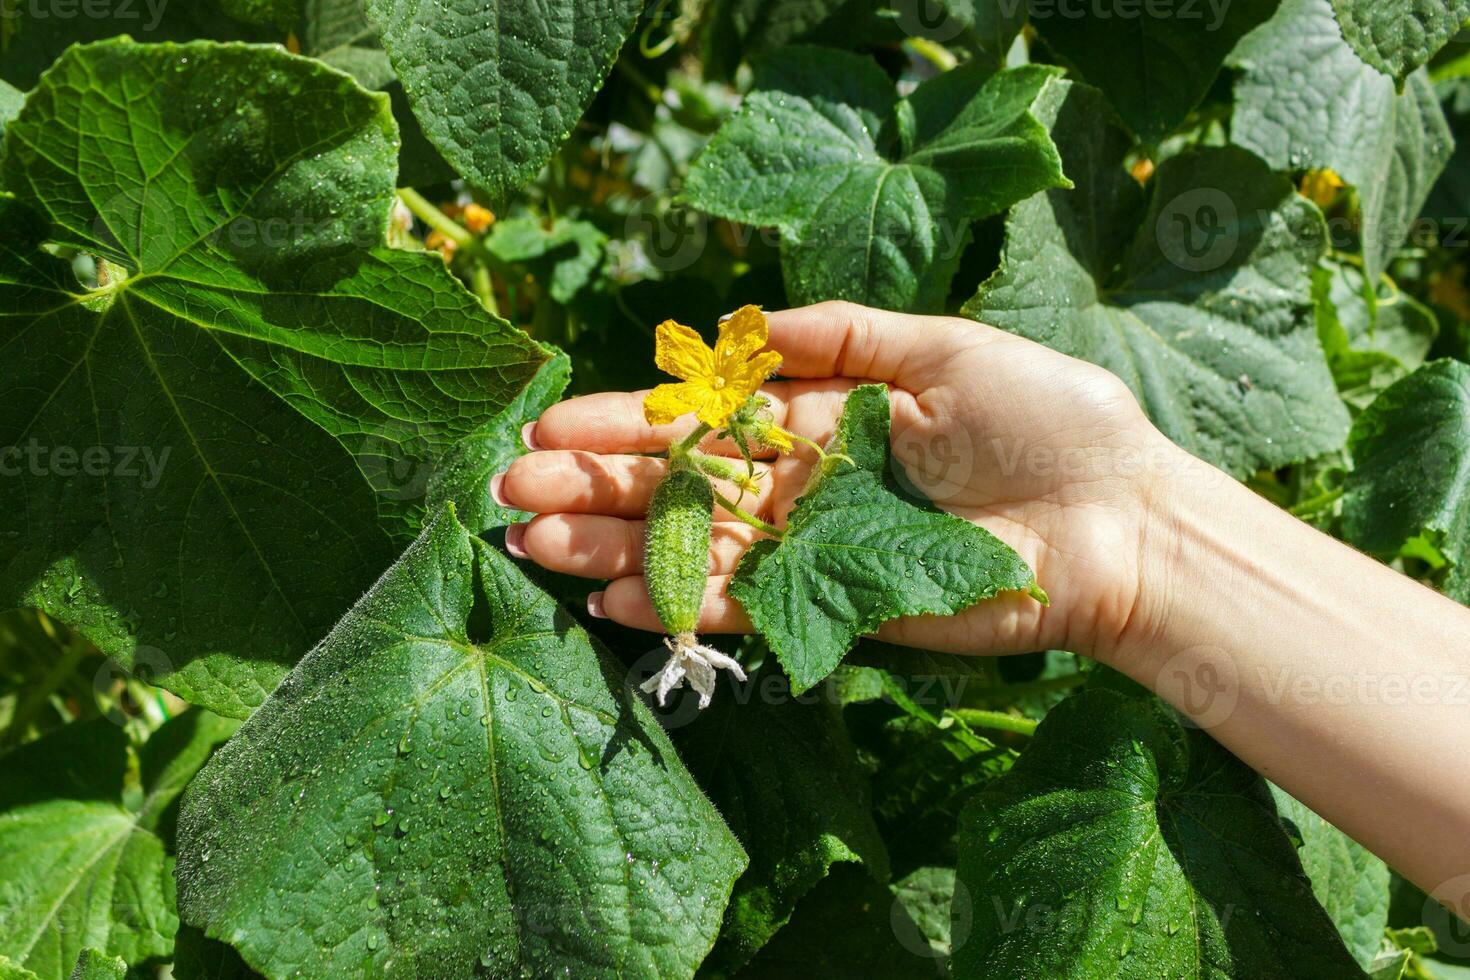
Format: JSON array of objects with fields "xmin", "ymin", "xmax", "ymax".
[{"xmin": 1106, "ymin": 440, "xmax": 1470, "ymax": 902}]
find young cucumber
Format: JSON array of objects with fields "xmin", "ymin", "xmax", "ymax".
[{"xmin": 644, "ymin": 467, "xmax": 714, "ymax": 636}]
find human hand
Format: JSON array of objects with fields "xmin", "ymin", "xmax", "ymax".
[{"xmin": 493, "ymin": 301, "xmax": 1183, "ymax": 661}]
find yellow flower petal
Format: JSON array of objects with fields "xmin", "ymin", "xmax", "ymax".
[
  {"xmin": 713, "ymin": 306, "xmax": 770, "ymax": 372},
  {"xmin": 695, "ymin": 386, "xmax": 750, "ymax": 429},
  {"xmin": 654, "ymin": 320, "xmax": 716, "ymax": 382},
  {"xmin": 757, "ymin": 423, "xmax": 795, "ymax": 453},
  {"xmin": 644, "ymin": 381, "xmax": 706, "ymax": 426},
  {"xmin": 727, "ymin": 350, "xmax": 783, "ymax": 395}
]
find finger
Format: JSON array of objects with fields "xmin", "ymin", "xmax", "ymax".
[
  {"xmin": 496, "ymin": 451, "xmax": 773, "ymax": 519},
  {"xmin": 509, "ymin": 514, "xmax": 762, "ymax": 580},
  {"xmin": 765, "ymin": 301, "xmax": 988, "ymax": 386},
  {"xmin": 592, "ymin": 574, "xmax": 753, "ymax": 634},
  {"xmin": 873, "ymin": 592, "xmax": 1052, "ymax": 656},
  {"xmin": 528, "ymin": 386, "xmax": 794, "ymax": 456}
]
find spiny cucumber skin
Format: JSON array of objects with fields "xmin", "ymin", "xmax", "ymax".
[{"xmin": 645, "ymin": 468, "xmax": 714, "ymax": 636}]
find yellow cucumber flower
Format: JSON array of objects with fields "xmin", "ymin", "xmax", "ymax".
[
  {"xmin": 644, "ymin": 305, "xmax": 782, "ymax": 428},
  {"xmin": 1299, "ymin": 169, "xmax": 1344, "ymax": 208}
]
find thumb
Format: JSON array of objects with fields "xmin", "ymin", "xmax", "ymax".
[{"xmin": 761, "ymin": 301, "xmax": 983, "ymax": 389}]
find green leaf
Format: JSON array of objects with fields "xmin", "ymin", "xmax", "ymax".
[
  {"xmin": 953, "ymin": 690, "xmax": 1365, "ymax": 978},
  {"xmin": 966, "ymin": 79, "xmax": 1349, "ymax": 478},
  {"xmin": 0, "ymin": 40, "xmax": 549, "ymax": 718},
  {"xmin": 1270, "ymin": 785, "xmax": 1391, "ymax": 969},
  {"xmin": 0, "ymin": 957, "xmax": 39, "ymax": 980},
  {"xmin": 675, "ymin": 674, "xmax": 889, "ymax": 974},
  {"xmin": 171, "ymin": 926, "xmax": 259, "ymax": 980},
  {"xmin": 221, "ymin": 0, "xmax": 299, "ymax": 30},
  {"xmin": 729, "ymin": 385, "xmax": 1036, "ymax": 694},
  {"xmin": 937, "ymin": 0, "xmax": 1028, "ymax": 66},
  {"xmin": 1323, "ymin": 261, "xmax": 1438, "ymax": 370},
  {"xmin": 0, "ymin": 79, "xmax": 20, "ymax": 157},
  {"xmin": 691, "ymin": 0, "xmax": 886, "ymax": 78},
  {"xmin": 737, "ymin": 864, "xmax": 933, "ymax": 978},
  {"xmin": 871, "ymin": 713, "xmax": 1016, "ymax": 871},
  {"xmin": 1229, "ymin": 0, "xmax": 1455, "ymax": 283},
  {"xmin": 425, "ymin": 352, "xmax": 572, "ymax": 535},
  {"xmin": 0, "ymin": 2, "xmax": 278, "ymax": 90},
  {"xmin": 484, "ymin": 217, "xmax": 608, "ymax": 305},
  {"xmin": 175, "ymin": 506, "xmax": 746, "ymax": 979},
  {"xmin": 1425, "ymin": 79, "xmax": 1470, "ymax": 228},
  {"xmin": 300, "ymin": 0, "xmax": 396, "ymax": 88},
  {"xmin": 1343, "ymin": 360, "xmax": 1470, "ymax": 605},
  {"xmin": 1330, "ymin": 0, "xmax": 1470, "ymax": 81},
  {"xmin": 1313, "ymin": 259, "xmax": 1438, "ymax": 410},
  {"xmin": 891, "ymin": 866, "xmax": 959, "ymax": 966},
  {"xmin": 0, "ymin": 711, "xmax": 238, "ymax": 979},
  {"xmin": 683, "ymin": 51, "xmax": 1068, "ymax": 312},
  {"xmin": 1025, "ymin": 0, "xmax": 1277, "ymax": 142},
  {"xmin": 65, "ymin": 950, "xmax": 125, "ymax": 980},
  {"xmin": 364, "ymin": 0, "xmax": 643, "ymax": 201}
]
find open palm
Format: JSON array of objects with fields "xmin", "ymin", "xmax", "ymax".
[{"xmin": 497, "ymin": 302, "xmax": 1181, "ymax": 661}]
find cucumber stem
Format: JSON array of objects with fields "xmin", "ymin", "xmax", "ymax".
[
  {"xmin": 949, "ymin": 708, "xmax": 1038, "ymax": 737},
  {"xmin": 712, "ymin": 491, "xmax": 783, "ymax": 539}
]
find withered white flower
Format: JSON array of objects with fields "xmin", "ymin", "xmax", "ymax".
[{"xmin": 640, "ymin": 632, "xmax": 747, "ymax": 709}]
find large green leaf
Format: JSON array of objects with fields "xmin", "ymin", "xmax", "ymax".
[
  {"xmin": 728, "ymin": 385, "xmax": 1037, "ymax": 694},
  {"xmin": 1025, "ymin": 0, "xmax": 1278, "ymax": 141},
  {"xmin": 1313, "ymin": 259, "xmax": 1438, "ymax": 410},
  {"xmin": 1229, "ymin": 0, "xmax": 1454, "ymax": 283},
  {"xmin": 736, "ymin": 864, "xmax": 933, "ymax": 978},
  {"xmin": 175, "ymin": 506, "xmax": 746, "ymax": 979},
  {"xmin": 1330, "ymin": 0, "xmax": 1470, "ymax": 81},
  {"xmin": 965, "ymin": 79, "xmax": 1349, "ymax": 477},
  {"xmin": 676, "ymin": 674, "xmax": 889, "ymax": 973},
  {"xmin": 1425, "ymin": 78, "xmax": 1470, "ymax": 231},
  {"xmin": 0, "ymin": 80, "xmax": 20, "ymax": 156},
  {"xmin": 221, "ymin": 0, "xmax": 299, "ymax": 30},
  {"xmin": 952, "ymin": 690, "xmax": 1365, "ymax": 978},
  {"xmin": 64, "ymin": 951, "xmax": 125, "ymax": 980},
  {"xmin": 0, "ymin": 40, "xmax": 549, "ymax": 718},
  {"xmin": 171, "ymin": 926, "xmax": 258, "ymax": 980},
  {"xmin": 1271, "ymin": 785, "xmax": 1391, "ymax": 969},
  {"xmin": 1343, "ymin": 360, "xmax": 1470, "ymax": 605},
  {"xmin": 682, "ymin": 50, "xmax": 1068, "ymax": 311},
  {"xmin": 0, "ymin": 711, "xmax": 238, "ymax": 979},
  {"xmin": 0, "ymin": 2, "xmax": 277, "ymax": 90},
  {"xmin": 364, "ymin": 0, "xmax": 643, "ymax": 201},
  {"xmin": 0, "ymin": 959, "xmax": 37, "ymax": 980},
  {"xmin": 300, "ymin": 0, "xmax": 396, "ymax": 88},
  {"xmin": 424, "ymin": 352, "xmax": 571, "ymax": 535}
]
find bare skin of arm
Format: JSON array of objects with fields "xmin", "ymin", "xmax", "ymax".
[{"xmin": 492, "ymin": 301, "xmax": 1470, "ymax": 910}]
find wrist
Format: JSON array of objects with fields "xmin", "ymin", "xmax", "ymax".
[{"xmin": 1096, "ymin": 436, "xmax": 1249, "ymax": 677}]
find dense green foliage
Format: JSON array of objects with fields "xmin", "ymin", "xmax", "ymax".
[{"xmin": 0, "ymin": 0, "xmax": 1467, "ymax": 977}]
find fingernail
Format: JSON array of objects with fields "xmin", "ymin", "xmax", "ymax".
[
  {"xmin": 504, "ymin": 522, "xmax": 529, "ymax": 558},
  {"xmin": 489, "ymin": 472, "xmax": 510, "ymax": 508},
  {"xmin": 718, "ymin": 311, "xmax": 734, "ymax": 323},
  {"xmin": 587, "ymin": 592, "xmax": 607, "ymax": 618},
  {"xmin": 521, "ymin": 421, "xmax": 541, "ymax": 451}
]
